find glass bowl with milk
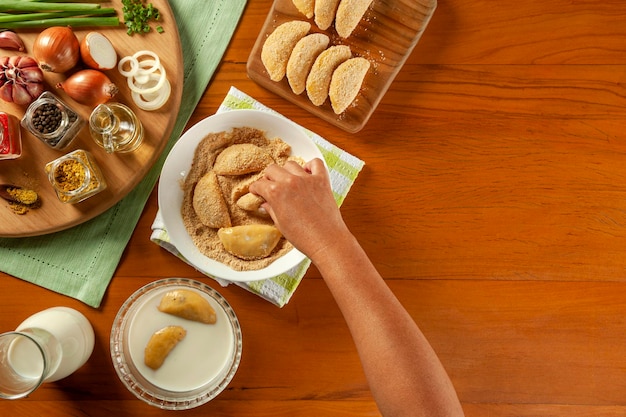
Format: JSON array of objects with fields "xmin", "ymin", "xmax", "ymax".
[{"xmin": 110, "ymin": 278, "xmax": 242, "ymax": 410}]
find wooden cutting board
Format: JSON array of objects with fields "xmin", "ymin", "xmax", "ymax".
[
  {"xmin": 0, "ymin": 0, "xmax": 183, "ymax": 237},
  {"xmin": 247, "ymin": 0, "xmax": 437, "ymax": 133}
]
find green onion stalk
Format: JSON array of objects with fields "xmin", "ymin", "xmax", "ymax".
[{"xmin": 0, "ymin": 1, "xmax": 119, "ymax": 29}]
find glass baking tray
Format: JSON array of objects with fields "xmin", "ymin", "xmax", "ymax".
[{"xmin": 247, "ymin": 0, "xmax": 437, "ymax": 133}]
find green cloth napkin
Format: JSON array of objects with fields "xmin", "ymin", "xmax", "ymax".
[
  {"xmin": 150, "ymin": 87, "xmax": 365, "ymax": 307},
  {"xmin": 0, "ymin": 0, "xmax": 247, "ymax": 308}
]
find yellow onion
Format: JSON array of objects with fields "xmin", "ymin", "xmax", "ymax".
[
  {"xmin": 0, "ymin": 55, "xmax": 44, "ymax": 105},
  {"xmin": 80, "ymin": 32, "xmax": 117, "ymax": 71},
  {"xmin": 56, "ymin": 69, "xmax": 118, "ymax": 107},
  {"xmin": 33, "ymin": 26, "xmax": 80, "ymax": 73}
]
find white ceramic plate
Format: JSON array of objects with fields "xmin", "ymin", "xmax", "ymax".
[{"xmin": 158, "ymin": 110, "xmax": 323, "ymax": 282}]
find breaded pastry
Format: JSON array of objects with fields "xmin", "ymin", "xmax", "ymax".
[
  {"xmin": 202, "ymin": 131, "xmax": 233, "ymax": 153},
  {"xmin": 236, "ymin": 192, "xmax": 266, "ymax": 213},
  {"xmin": 329, "ymin": 57, "xmax": 370, "ymax": 114},
  {"xmin": 261, "ymin": 20, "xmax": 311, "ymax": 81},
  {"xmin": 335, "ymin": 0, "xmax": 374, "ymax": 38},
  {"xmin": 230, "ymin": 127, "xmax": 269, "ymax": 147},
  {"xmin": 314, "ymin": 0, "xmax": 341, "ymax": 30},
  {"xmin": 144, "ymin": 326, "xmax": 186, "ymax": 370},
  {"xmin": 230, "ymin": 172, "xmax": 264, "ymax": 204},
  {"xmin": 306, "ymin": 45, "xmax": 352, "ymax": 106},
  {"xmin": 287, "ymin": 33, "xmax": 330, "ymax": 95},
  {"xmin": 192, "ymin": 171, "xmax": 231, "ymax": 228},
  {"xmin": 213, "ymin": 143, "xmax": 274, "ymax": 176},
  {"xmin": 218, "ymin": 225, "xmax": 282, "ymax": 260},
  {"xmin": 266, "ymin": 138, "xmax": 293, "ymax": 162},
  {"xmin": 292, "ymin": 0, "xmax": 314, "ymax": 18},
  {"xmin": 158, "ymin": 289, "xmax": 217, "ymax": 324}
]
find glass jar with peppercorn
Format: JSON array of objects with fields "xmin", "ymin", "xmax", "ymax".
[
  {"xmin": 45, "ymin": 149, "xmax": 107, "ymax": 204},
  {"xmin": 21, "ymin": 92, "xmax": 84, "ymax": 150}
]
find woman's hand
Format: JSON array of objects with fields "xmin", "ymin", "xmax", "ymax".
[{"xmin": 249, "ymin": 158, "xmax": 348, "ymax": 259}]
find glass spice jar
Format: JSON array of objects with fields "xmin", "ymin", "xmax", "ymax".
[
  {"xmin": 0, "ymin": 112, "xmax": 22, "ymax": 160},
  {"xmin": 45, "ymin": 149, "xmax": 107, "ymax": 204},
  {"xmin": 21, "ymin": 92, "xmax": 84, "ymax": 150}
]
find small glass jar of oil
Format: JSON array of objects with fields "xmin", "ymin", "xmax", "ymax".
[{"xmin": 89, "ymin": 103, "xmax": 144, "ymax": 154}]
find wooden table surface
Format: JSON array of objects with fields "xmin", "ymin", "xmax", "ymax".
[{"xmin": 2, "ymin": 0, "xmax": 626, "ymax": 415}]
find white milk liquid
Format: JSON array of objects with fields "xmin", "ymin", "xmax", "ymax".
[
  {"xmin": 7, "ymin": 329, "xmax": 59, "ymax": 379},
  {"xmin": 128, "ymin": 287, "xmax": 235, "ymax": 392},
  {"xmin": 15, "ymin": 307, "xmax": 95, "ymax": 382}
]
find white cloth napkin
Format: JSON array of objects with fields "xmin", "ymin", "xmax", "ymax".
[{"xmin": 151, "ymin": 87, "xmax": 365, "ymax": 307}]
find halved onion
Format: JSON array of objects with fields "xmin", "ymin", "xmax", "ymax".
[{"xmin": 80, "ymin": 32, "xmax": 117, "ymax": 70}]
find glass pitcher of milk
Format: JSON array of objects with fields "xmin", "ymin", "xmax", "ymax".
[{"xmin": 0, "ymin": 307, "xmax": 95, "ymax": 399}]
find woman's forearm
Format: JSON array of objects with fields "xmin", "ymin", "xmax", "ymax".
[
  {"xmin": 248, "ymin": 160, "xmax": 463, "ymax": 416},
  {"xmin": 311, "ymin": 233, "xmax": 464, "ymax": 417}
]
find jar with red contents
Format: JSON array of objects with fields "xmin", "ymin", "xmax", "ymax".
[{"xmin": 0, "ymin": 112, "xmax": 22, "ymax": 160}]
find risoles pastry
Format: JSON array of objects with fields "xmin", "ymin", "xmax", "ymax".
[
  {"xmin": 262, "ymin": 0, "xmax": 376, "ymax": 113},
  {"xmin": 218, "ymin": 225, "xmax": 282, "ymax": 260},
  {"xmin": 236, "ymin": 192, "xmax": 267, "ymax": 216},
  {"xmin": 291, "ymin": 0, "xmax": 314, "ymax": 18},
  {"xmin": 144, "ymin": 325, "xmax": 187, "ymax": 370},
  {"xmin": 329, "ymin": 57, "xmax": 370, "ymax": 114},
  {"xmin": 261, "ymin": 20, "xmax": 311, "ymax": 81},
  {"xmin": 335, "ymin": 0, "xmax": 374, "ymax": 38},
  {"xmin": 293, "ymin": 0, "xmax": 372, "ymax": 38},
  {"xmin": 192, "ymin": 171, "xmax": 231, "ymax": 229},
  {"xmin": 306, "ymin": 45, "xmax": 352, "ymax": 106},
  {"xmin": 213, "ymin": 143, "xmax": 274, "ymax": 175},
  {"xmin": 158, "ymin": 289, "xmax": 217, "ymax": 324},
  {"xmin": 314, "ymin": 0, "xmax": 341, "ymax": 30},
  {"xmin": 287, "ymin": 33, "xmax": 330, "ymax": 95}
]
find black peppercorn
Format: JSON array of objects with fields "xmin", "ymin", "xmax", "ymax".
[{"xmin": 32, "ymin": 103, "xmax": 63, "ymax": 134}]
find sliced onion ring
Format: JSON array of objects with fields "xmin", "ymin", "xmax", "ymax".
[
  {"xmin": 133, "ymin": 72, "xmax": 150, "ymax": 85},
  {"xmin": 132, "ymin": 50, "xmax": 160, "ymax": 74},
  {"xmin": 118, "ymin": 56, "xmax": 139, "ymax": 77},
  {"xmin": 131, "ymin": 78, "xmax": 171, "ymax": 111},
  {"xmin": 127, "ymin": 64, "xmax": 167, "ymax": 95},
  {"xmin": 134, "ymin": 59, "xmax": 160, "ymax": 84}
]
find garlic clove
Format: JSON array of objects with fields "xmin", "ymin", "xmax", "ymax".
[
  {"xmin": 0, "ymin": 83, "xmax": 13, "ymax": 103},
  {"xmin": 12, "ymin": 84, "xmax": 34, "ymax": 106},
  {"xmin": 0, "ymin": 30, "xmax": 25, "ymax": 52}
]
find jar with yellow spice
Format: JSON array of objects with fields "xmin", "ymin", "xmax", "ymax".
[{"xmin": 45, "ymin": 149, "xmax": 107, "ymax": 203}]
